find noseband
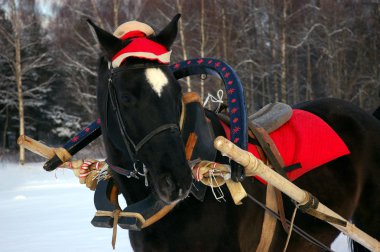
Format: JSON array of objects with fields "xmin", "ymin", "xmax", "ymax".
[{"xmin": 106, "ymin": 64, "xmax": 180, "ymax": 178}]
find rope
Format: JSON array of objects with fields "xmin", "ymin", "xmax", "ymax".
[
  {"xmin": 297, "ymin": 191, "xmax": 347, "ymax": 226},
  {"xmin": 94, "ymin": 164, "xmax": 111, "ymax": 182},
  {"xmin": 208, "ymin": 170, "xmax": 226, "ymax": 202},
  {"xmin": 193, "ymin": 161, "xmax": 347, "ymax": 251},
  {"xmin": 193, "ymin": 161, "xmax": 336, "ymax": 250},
  {"xmin": 283, "ymin": 192, "xmax": 336, "ymax": 251},
  {"xmin": 203, "ymin": 89, "xmax": 224, "ymax": 109},
  {"xmin": 95, "ymin": 210, "xmax": 146, "ymax": 249},
  {"xmin": 192, "ymin": 160, "xmax": 340, "ymax": 250},
  {"xmin": 283, "ymin": 206, "xmax": 298, "ymax": 252},
  {"xmin": 94, "ymin": 209, "xmax": 122, "ymax": 249},
  {"xmin": 95, "ymin": 210, "xmax": 146, "ymax": 225},
  {"xmin": 112, "ymin": 209, "xmax": 120, "ymax": 249},
  {"xmin": 80, "ymin": 160, "xmax": 95, "ymax": 179},
  {"xmin": 246, "ymin": 193, "xmax": 334, "ymax": 252},
  {"xmin": 54, "ymin": 147, "xmax": 72, "ymax": 163}
]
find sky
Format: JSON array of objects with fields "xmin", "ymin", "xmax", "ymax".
[{"xmin": 36, "ymin": 0, "xmax": 55, "ymax": 16}]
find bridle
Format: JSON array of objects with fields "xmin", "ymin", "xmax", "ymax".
[{"xmin": 105, "ymin": 63, "xmax": 181, "ymax": 179}]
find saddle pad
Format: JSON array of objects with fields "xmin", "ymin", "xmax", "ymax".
[{"xmin": 221, "ymin": 109, "xmax": 350, "ymax": 181}]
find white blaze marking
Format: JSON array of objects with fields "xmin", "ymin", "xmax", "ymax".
[{"xmin": 145, "ymin": 68, "xmax": 168, "ymax": 97}]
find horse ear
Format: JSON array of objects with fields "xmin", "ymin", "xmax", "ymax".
[
  {"xmin": 87, "ymin": 19, "xmax": 123, "ymax": 60},
  {"xmin": 154, "ymin": 14, "xmax": 181, "ymax": 49}
]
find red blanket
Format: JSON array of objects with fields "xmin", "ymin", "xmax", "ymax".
[{"xmin": 221, "ymin": 109, "xmax": 350, "ymax": 181}]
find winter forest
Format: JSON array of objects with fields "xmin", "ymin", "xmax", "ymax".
[{"xmin": 0, "ymin": 0, "xmax": 379, "ymax": 163}]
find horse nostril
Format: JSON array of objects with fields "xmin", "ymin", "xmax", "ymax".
[
  {"xmin": 156, "ymin": 173, "xmax": 191, "ymax": 203},
  {"xmin": 161, "ymin": 176, "xmax": 175, "ymax": 192}
]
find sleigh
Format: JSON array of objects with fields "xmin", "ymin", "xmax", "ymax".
[{"xmin": 19, "ymin": 58, "xmax": 380, "ymax": 251}]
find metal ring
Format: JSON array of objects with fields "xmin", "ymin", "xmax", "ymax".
[
  {"xmin": 200, "ymin": 74, "xmax": 208, "ymax": 80},
  {"xmin": 133, "ymin": 161, "xmax": 146, "ymax": 176}
]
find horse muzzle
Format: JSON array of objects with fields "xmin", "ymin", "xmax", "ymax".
[{"xmin": 154, "ymin": 173, "xmax": 192, "ymax": 204}]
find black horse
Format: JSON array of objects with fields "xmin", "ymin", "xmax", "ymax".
[{"xmin": 88, "ymin": 15, "xmax": 380, "ymax": 251}]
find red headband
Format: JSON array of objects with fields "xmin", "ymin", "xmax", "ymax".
[
  {"xmin": 112, "ymin": 32, "xmax": 171, "ymax": 67},
  {"xmin": 119, "ymin": 30, "xmax": 146, "ymax": 40}
]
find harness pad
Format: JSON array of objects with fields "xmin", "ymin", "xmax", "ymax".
[{"xmin": 221, "ymin": 109, "xmax": 350, "ymax": 182}]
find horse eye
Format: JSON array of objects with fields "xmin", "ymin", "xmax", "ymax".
[
  {"xmin": 121, "ymin": 93, "xmax": 135, "ymax": 105},
  {"xmin": 122, "ymin": 95, "xmax": 131, "ymax": 103}
]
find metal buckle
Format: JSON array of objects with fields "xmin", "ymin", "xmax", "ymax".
[{"xmin": 134, "ymin": 161, "xmax": 149, "ymax": 187}]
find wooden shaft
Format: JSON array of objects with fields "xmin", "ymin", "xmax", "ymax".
[
  {"xmin": 17, "ymin": 135, "xmax": 73, "ymax": 170},
  {"xmin": 17, "ymin": 135, "xmax": 56, "ymax": 159},
  {"xmin": 214, "ymin": 136, "xmax": 380, "ymax": 252}
]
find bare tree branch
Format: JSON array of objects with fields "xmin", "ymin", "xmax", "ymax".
[{"xmin": 61, "ymin": 50, "xmax": 97, "ymax": 77}]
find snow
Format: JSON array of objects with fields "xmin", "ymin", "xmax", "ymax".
[
  {"xmin": 0, "ymin": 162, "xmax": 132, "ymax": 252},
  {"xmin": 0, "ymin": 162, "xmax": 350, "ymax": 251}
]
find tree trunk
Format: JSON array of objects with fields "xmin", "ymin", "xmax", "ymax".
[
  {"xmin": 12, "ymin": 0, "xmax": 25, "ymax": 164},
  {"xmin": 280, "ymin": 0, "xmax": 287, "ymax": 103},
  {"xmin": 262, "ymin": 77, "xmax": 266, "ymax": 108},
  {"xmin": 113, "ymin": 0, "xmax": 120, "ymax": 29},
  {"xmin": 337, "ymin": 51, "xmax": 342, "ymax": 99},
  {"xmin": 91, "ymin": 0, "xmax": 105, "ymax": 29},
  {"xmin": 221, "ymin": 7, "xmax": 228, "ymax": 60},
  {"xmin": 200, "ymin": 0, "xmax": 205, "ymax": 101},
  {"xmin": 2, "ymin": 105, "xmax": 9, "ymax": 149},
  {"xmin": 269, "ymin": 0, "xmax": 279, "ymax": 102},
  {"xmin": 293, "ymin": 49, "xmax": 299, "ymax": 104},
  {"xmin": 175, "ymin": 0, "xmax": 191, "ymax": 92},
  {"xmin": 306, "ymin": 44, "xmax": 313, "ymax": 100}
]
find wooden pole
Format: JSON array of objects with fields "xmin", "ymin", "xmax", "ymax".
[
  {"xmin": 17, "ymin": 135, "xmax": 107, "ymax": 187},
  {"xmin": 17, "ymin": 135, "xmax": 56, "ymax": 159},
  {"xmin": 214, "ymin": 136, "xmax": 380, "ymax": 252}
]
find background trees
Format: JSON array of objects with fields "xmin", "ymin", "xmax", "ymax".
[
  {"xmin": 0, "ymin": 0, "xmax": 379, "ymax": 162},
  {"xmin": 0, "ymin": 0, "xmax": 58, "ymax": 163}
]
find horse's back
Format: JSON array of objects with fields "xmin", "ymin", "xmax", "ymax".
[
  {"xmin": 288, "ymin": 98, "xmax": 380, "ymax": 251},
  {"xmin": 294, "ymin": 98, "xmax": 380, "ymax": 177},
  {"xmin": 294, "ymin": 98, "xmax": 380, "ymax": 138}
]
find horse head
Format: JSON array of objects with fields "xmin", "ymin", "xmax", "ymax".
[{"xmin": 88, "ymin": 14, "xmax": 192, "ymax": 204}]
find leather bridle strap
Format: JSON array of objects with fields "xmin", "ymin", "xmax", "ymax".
[
  {"xmin": 107, "ymin": 67, "xmax": 180, "ymax": 172},
  {"xmin": 135, "ymin": 124, "xmax": 179, "ymax": 152},
  {"xmin": 107, "ymin": 74, "xmax": 137, "ymax": 164}
]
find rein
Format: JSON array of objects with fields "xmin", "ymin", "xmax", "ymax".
[
  {"xmin": 106, "ymin": 64, "xmax": 180, "ymax": 177},
  {"xmin": 246, "ymin": 193, "xmax": 334, "ymax": 252}
]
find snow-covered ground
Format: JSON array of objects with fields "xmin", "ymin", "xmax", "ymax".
[
  {"xmin": 0, "ymin": 162, "xmax": 350, "ymax": 251},
  {"xmin": 0, "ymin": 162, "xmax": 132, "ymax": 252}
]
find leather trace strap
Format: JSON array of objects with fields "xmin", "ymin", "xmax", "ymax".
[
  {"xmin": 107, "ymin": 67, "xmax": 180, "ymax": 175},
  {"xmin": 248, "ymin": 122, "xmax": 290, "ymax": 234}
]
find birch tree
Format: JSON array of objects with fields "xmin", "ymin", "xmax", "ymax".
[
  {"xmin": 199, "ymin": 0, "xmax": 205, "ymax": 100},
  {"xmin": 280, "ymin": 0, "xmax": 288, "ymax": 103},
  {"xmin": 0, "ymin": 0, "xmax": 56, "ymax": 161},
  {"xmin": 0, "ymin": 0, "xmax": 26, "ymax": 163},
  {"xmin": 175, "ymin": 0, "xmax": 191, "ymax": 92},
  {"xmin": 0, "ymin": 9, "xmax": 15, "ymax": 149}
]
